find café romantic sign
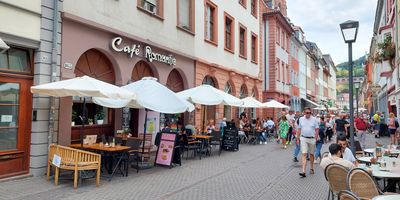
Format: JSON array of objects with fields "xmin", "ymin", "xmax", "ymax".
[{"xmin": 111, "ymin": 37, "xmax": 176, "ymax": 66}]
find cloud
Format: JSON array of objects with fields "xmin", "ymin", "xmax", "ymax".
[{"xmin": 287, "ymin": 0, "xmax": 377, "ymax": 64}]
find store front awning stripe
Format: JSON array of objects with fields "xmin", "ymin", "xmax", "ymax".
[{"xmin": 301, "ymin": 98, "xmax": 319, "ymax": 107}]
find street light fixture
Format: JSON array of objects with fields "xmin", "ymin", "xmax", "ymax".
[{"xmin": 340, "ymin": 20, "xmax": 359, "ymax": 155}]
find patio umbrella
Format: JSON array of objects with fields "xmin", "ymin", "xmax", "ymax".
[
  {"xmin": 313, "ymin": 106, "xmax": 326, "ymax": 111},
  {"xmin": 93, "ymin": 77, "xmax": 194, "ymax": 157},
  {"xmin": 240, "ymin": 96, "xmax": 264, "ymax": 108},
  {"xmin": 328, "ymin": 107, "xmax": 338, "ymax": 111},
  {"xmin": 262, "ymin": 100, "xmax": 289, "ymax": 109},
  {"xmin": 176, "ymin": 84, "xmax": 243, "ymax": 106},
  {"xmin": 31, "ymin": 75, "xmax": 135, "ymax": 147}
]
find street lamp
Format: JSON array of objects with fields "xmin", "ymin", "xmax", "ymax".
[
  {"xmin": 340, "ymin": 20, "xmax": 359, "ymax": 155},
  {"xmin": 355, "ymin": 82, "xmax": 360, "ymax": 117}
]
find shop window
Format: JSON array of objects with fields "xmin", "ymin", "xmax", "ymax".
[
  {"xmin": 205, "ymin": 0, "xmax": 218, "ymax": 45},
  {"xmin": 177, "ymin": 0, "xmax": 194, "ymax": 33},
  {"xmin": 251, "ymin": 32, "xmax": 258, "ymax": 63},
  {"xmin": 138, "ymin": 0, "xmax": 164, "ymax": 18},
  {"xmin": 224, "ymin": 12, "xmax": 234, "ymax": 52},
  {"xmin": 72, "ymin": 100, "xmax": 108, "ymax": 126},
  {"xmin": 239, "ymin": 24, "xmax": 247, "ymax": 59},
  {"xmin": 0, "ymin": 48, "xmax": 31, "ymax": 73}
]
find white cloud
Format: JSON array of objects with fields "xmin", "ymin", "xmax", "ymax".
[{"xmin": 287, "ymin": 0, "xmax": 377, "ymax": 64}]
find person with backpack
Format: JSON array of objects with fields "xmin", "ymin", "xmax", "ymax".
[
  {"xmin": 354, "ymin": 114, "xmax": 368, "ymax": 149},
  {"xmin": 388, "ymin": 112, "xmax": 398, "ymax": 145}
]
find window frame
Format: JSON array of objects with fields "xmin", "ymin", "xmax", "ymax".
[
  {"xmin": 250, "ymin": 0, "xmax": 257, "ymax": 18},
  {"xmin": 137, "ymin": 0, "xmax": 164, "ymax": 20},
  {"xmin": 176, "ymin": 0, "xmax": 195, "ymax": 34},
  {"xmin": 238, "ymin": 23, "xmax": 247, "ymax": 59},
  {"xmin": 0, "ymin": 47, "xmax": 33, "ymax": 75},
  {"xmin": 204, "ymin": 0, "xmax": 218, "ymax": 46},
  {"xmin": 239, "ymin": 0, "xmax": 247, "ymax": 9},
  {"xmin": 224, "ymin": 12, "xmax": 235, "ymax": 53},
  {"xmin": 250, "ymin": 32, "xmax": 258, "ymax": 64}
]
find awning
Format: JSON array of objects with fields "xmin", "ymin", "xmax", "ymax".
[
  {"xmin": 0, "ymin": 37, "xmax": 10, "ymax": 53},
  {"xmin": 301, "ymin": 98, "xmax": 319, "ymax": 107}
]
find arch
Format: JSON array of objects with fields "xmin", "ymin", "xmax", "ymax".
[
  {"xmin": 239, "ymin": 84, "xmax": 248, "ymax": 98},
  {"xmin": 202, "ymin": 75, "xmax": 218, "ymax": 88},
  {"xmin": 131, "ymin": 60, "xmax": 156, "ymax": 81},
  {"xmin": 224, "ymin": 81, "xmax": 235, "ymax": 120},
  {"xmin": 75, "ymin": 49, "xmax": 115, "ymax": 83},
  {"xmin": 166, "ymin": 69, "xmax": 185, "ymax": 92},
  {"xmin": 251, "ymin": 87, "xmax": 259, "ymax": 99}
]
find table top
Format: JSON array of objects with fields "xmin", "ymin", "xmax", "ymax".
[
  {"xmin": 370, "ymin": 167, "xmax": 400, "ymax": 179},
  {"xmin": 372, "ymin": 194, "xmax": 400, "ymax": 200},
  {"xmin": 364, "ymin": 148, "xmax": 400, "ymax": 155},
  {"xmin": 70, "ymin": 143, "xmax": 131, "ymax": 152},
  {"xmin": 189, "ymin": 135, "xmax": 213, "ymax": 139},
  {"xmin": 357, "ymin": 156, "xmax": 379, "ymax": 163}
]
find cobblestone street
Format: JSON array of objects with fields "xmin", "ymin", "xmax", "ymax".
[{"xmin": 0, "ymin": 133, "xmax": 389, "ymax": 200}]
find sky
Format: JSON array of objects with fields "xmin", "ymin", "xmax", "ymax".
[{"xmin": 287, "ymin": 0, "xmax": 377, "ymax": 65}]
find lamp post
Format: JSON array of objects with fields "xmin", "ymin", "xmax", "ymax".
[
  {"xmin": 340, "ymin": 20, "xmax": 359, "ymax": 155},
  {"xmin": 355, "ymin": 82, "xmax": 360, "ymax": 117}
]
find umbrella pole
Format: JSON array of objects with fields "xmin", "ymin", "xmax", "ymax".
[
  {"xmin": 80, "ymin": 98, "xmax": 86, "ymax": 148},
  {"xmin": 142, "ymin": 109, "xmax": 148, "ymax": 162}
]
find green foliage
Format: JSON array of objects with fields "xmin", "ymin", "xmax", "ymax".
[
  {"xmin": 343, "ymin": 106, "xmax": 348, "ymax": 111},
  {"xmin": 375, "ymin": 35, "xmax": 395, "ymax": 62},
  {"xmin": 96, "ymin": 108, "xmax": 105, "ymax": 120},
  {"xmin": 336, "ymin": 56, "xmax": 366, "ymax": 78},
  {"xmin": 72, "ymin": 111, "xmax": 77, "ymax": 121}
]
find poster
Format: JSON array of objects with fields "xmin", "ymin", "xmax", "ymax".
[{"xmin": 155, "ymin": 140, "xmax": 175, "ymax": 166}]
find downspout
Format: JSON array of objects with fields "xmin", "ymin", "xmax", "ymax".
[{"xmin": 48, "ymin": 0, "xmax": 59, "ymax": 146}]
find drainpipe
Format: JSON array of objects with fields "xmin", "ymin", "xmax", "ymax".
[{"xmin": 48, "ymin": 0, "xmax": 59, "ymax": 146}]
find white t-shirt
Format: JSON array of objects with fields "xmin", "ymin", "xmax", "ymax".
[
  {"xmin": 286, "ymin": 114, "xmax": 295, "ymax": 122},
  {"xmin": 343, "ymin": 147, "xmax": 356, "ymax": 163},
  {"xmin": 298, "ymin": 116, "xmax": 318, "ymax": 137}
]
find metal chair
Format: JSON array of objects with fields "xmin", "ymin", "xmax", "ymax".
[
  {"xmin": 209, "ymin": 131, "xmax": 222, "ymax": 156},
  {"xmin": 125, "ymin": 139, "xmax": 142, "ymax": 174},
  {"xmin": 324, "ymin": 163, "xmax": 349, "ymax": 200}
]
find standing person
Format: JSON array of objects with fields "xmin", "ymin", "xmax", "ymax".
[
  {"xmin": 219, "ymin": 117, "xmax": 227, "ymax": 133},
  {"xmin": 286, "ymin": 110, "xmax": 295, "ymax": 145},
  {"xmin": 354, "ymin": 114, "xmax": 368, "ymax": 148},
  {"xmin": 293, "ymin": 113, "xmax": 301, "ymax": 162},
  {"xmin": 325, "ymin": 115, "xmax": 334, "ymax": 141},
  {"xmin": 297, "ymin": 107, "xmax": 319, "ymax": 178},
  {"xmin": 334, "ymin": 112, "xmax": 349, "ymax": 140},
  {"xmin": 279, "ymin": 115, "xmax": 289, "ymax": 149},
  {"xmin": 388, "ymin": 112, "xmax": 397, "ymax": 145},
  {"xmin": 373, "ymin": 111, "xmax": 381, "ymax": 138},
  {"xmin": 314, "ymin": 116, "xmax": 326, "ymax": 164}
]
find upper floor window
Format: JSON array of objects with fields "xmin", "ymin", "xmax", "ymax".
[
  {"xmin": 0, "ymin": 47, "xmax": 32, "ymax": 73},
  {"xmin": 205, "ymin": 1, "xmax": 218, "ymax": 44},
  {"xmin": 251, "ymin": 33, "xmax": 258, "ymax": 63},
  {"xmin": 138, "ymin": 0, "xmax": 164, "ymax": 18},
  {"xmin": 239, "ymin": 0, "xmax": 246, "ymax": 8},
  {"xmin": 251, "ymin": 0, "xmax": 257, "ymax": 17},
  {"xmin": 239, "ymin": 24, "xmax": 247, "ymax": 58},
  {"xmin": 177, "ymin": 0, "xmax": 194, "ymax": 33},
  {"xmin": 224, "ymin": 12, "xmax": 234, "ymax": 52}
]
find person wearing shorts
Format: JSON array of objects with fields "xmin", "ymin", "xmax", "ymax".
[{"xmin": 297, "ymin": 107, "xmax": 319, "ymax": 178}]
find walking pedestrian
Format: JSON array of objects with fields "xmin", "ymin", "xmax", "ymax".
[
  {"xmin": 388, "ymin": 112, "xmax": 398, "ymax": 145},
  {"xmin": 354, "ymin": 114, "xmax": 368, "ymax": 149},
  {"xmin": 373, "ymin": 111, "xmax": 381, "ymax": 138},
  {"xmin": 325, "ymin": 115, "xmax": 334, "ymax": 141},
  {"xmin": 297, "ymin": 107, "xmax": 319, "ymax": 178},
  {"xmin": 293, "ymin": 112, "xmax": 301, "ymax": 162},
  {"xmin": 279, "ymin": 115, "xmax": 289, "ymax": 149},
  {"xmin": 286, "ymin": 110, "xmax": 295, "ymax": 145},
  {"xmin": 314, "ymin": 116, "xmax": 326, "ymax": 164},
  {"xmin": 334, "ymin": 112, "xmax": 349, "ymax": 140}
]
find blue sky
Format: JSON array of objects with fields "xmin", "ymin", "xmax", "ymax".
[{"xmin": 287, "ymin": 0, "xmax": 377, "ymax": 65}]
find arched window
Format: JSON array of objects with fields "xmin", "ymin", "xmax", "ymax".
[
  {"xmin": 224, "ymin": 82, "xmax": 233, "ymax": 120},
  {"xmin": 238, "ymin": 84, "xmax": 248, "ymax": 118},
  {"xmin": 251, "ymin": 88, "xmax": 257, "ymax": 119},
  {"xmin": 202, "ymin": 75, "xmax": 215, "ymax": 86}
]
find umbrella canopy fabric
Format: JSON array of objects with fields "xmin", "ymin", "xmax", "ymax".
[
  {"xmin": 30, "ymin": 75, "xmax": 135, "ymax": 99},
  {"xmin": 328, "ymin": 107, "xmax": 338, "ymax": 111},
  {"xmin": 313, "ymin": 106, "xmax": 326, "ymax": 110},
  {"xmin": 262, "ymin": 100, "xmax": 289, "ymax": 108},
  {"xmin": 93, "ymin": 77, "xmax": 194, "ymax": 113},
  {"xmin": 240, "ymin": 96, "xmax": 264, "ymax": 108},
  {"xmin": 176, "ymin": 84, "xmax": 243, "ymax": 106}
]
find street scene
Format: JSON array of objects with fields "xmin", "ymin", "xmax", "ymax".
[{"xmin": 1, "ymin": 0, "xmax": 400, "ymax": 200}]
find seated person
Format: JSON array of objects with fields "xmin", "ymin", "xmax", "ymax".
[
  {"xmin": 205, "ymin": 119, "xmax": 215, "ymax": 134},
  {"xmin": 320, "ymin": 143, "xmax": 355, "ymax": 170},
  {"xmin": 162, "ymin": 123, "xmax": 171, "ymax": 132},
  {"xmin": 336, "ymin": 135, "xmax": 357, "ymax": 165},
  {"xmin": 185, "ymin": 120, "xmax": 196, "ymax": 135}
]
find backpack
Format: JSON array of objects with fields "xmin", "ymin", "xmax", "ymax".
[{"xmin": 395, "ymin": 120, "xmax": 399, "ymax": 128}]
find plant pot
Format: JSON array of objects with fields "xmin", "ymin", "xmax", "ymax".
[
  {"xmin": 71, "ymin": 121, "xmax": 75, "ymax": 126},
  {"xmin": 97, "ymin": 120, "xmax": 104, "ymax": 125},
  {"xmin": 89, "ymin": 122, "xmax": 93, "ymax": 125}
]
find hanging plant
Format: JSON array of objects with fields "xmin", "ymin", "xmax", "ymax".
[{"xmin": 375, "ymin": 35, "xmax": 396, "ymax": 64}]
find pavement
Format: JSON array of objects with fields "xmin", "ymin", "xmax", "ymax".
[{"xmin": 0, "ymin": 132, "xmax": 390, "ymax": 200}]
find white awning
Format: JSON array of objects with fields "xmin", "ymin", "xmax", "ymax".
[
  {"xmin": 301, "ymin": 98, "xmax": 319, "ymax": 107},
  {"xmin": 0, "ymin": 37, "xmax": 10, "ymax": 53}
]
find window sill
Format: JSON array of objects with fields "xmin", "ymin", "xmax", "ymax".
[
  {"xmin": 239, "ymin": 2, "xmax": 247, "ymax": 9},
  {"xmin": 239, "ymin": 54, "xmax": 247, "ymax": 60},
  {"xmin": 204, "ymin": 39, "xmax": 218, "ymax": 46},
  {"xmin": 251, "ymin": 13, "xmax": 257, "ymax": 19},
  {"xmin": 177, "ymin": 25, "xmax": 195, "ymax": 36},
  {"xmin": 251, "ymin": 60, "xmax": 258, "ymax": 64},
  {"xmin": 137, "ymin": 6, "xmax": 164, "ymax": 21},
  {"xmin": 224, "ymin": 47, "xmax": 234, "ymax": 54}
]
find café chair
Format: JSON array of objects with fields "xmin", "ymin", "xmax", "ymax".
[
  {"xmin": 324, "ymin": 163, "xmax": 349, "ymax": 200},
  {"xmin": 347, "ymin": 168, "xmax": 382, "ymax": 199},
  {"xmin": 209, "ymin": 131, "xmax": 222, "ymax": 156},
  {"xmin": 337, "ymin": 190, "xmax": 361, "ymax": 200}
]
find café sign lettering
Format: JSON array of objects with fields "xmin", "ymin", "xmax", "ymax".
[{"xmin": 111, "ymin": 37, "xmax": 176, "ymax": 66}]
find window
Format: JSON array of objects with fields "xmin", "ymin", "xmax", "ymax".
[
  {"xmin": 251, "ymin": 33, "xmax": 258, "ymax": 63},
  {"xmin": 177, "ymin": 0, "xmax": 194, "ymax": 33},
  {"xmin": 239, "ymin": 24, "xmax": 247, "ymax": 58},
  {"xmin": 251, "ymin": 0, "xmax": 257, "ymax": 17},
  {"xmin": 138, "ymin": 0, "xmax": 164, "ymax": 18},
  {"xmin": 239, "ymin": 0, "xmax": 246, "ymax": 8},
  {"xmin": 205, "ymin": 1, "xmax": 218, "ymax": 44},
  {"xmin": 224, "ymin": 12, "xmax": 234, "ymax": 52},
  {"xmin": 0, "ymin": 47, "xmax": 31, "ymax": 73}
]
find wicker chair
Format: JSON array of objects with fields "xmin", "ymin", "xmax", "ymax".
[
  {"xmin": 324, "ymin": 163, "xmax": 349, "ymax": 200},
  {"xmin": 322, "ymin": 151, "xmax": 330, "ymax": 158},
  {"xmin": 337, "ymin": 190, "xmax": 361, "ymax": 200},
  {"xmin": 347, "ymin": 168, "xmax": 382, "ymax": 200}
]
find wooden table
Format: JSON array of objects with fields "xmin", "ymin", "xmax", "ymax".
[
  {"xmin": 70, "ymin": 143, "xmax": 131, "ymax": 181},
  {"xmin": 372, "ymin": 194, "xmax": 400, "ymax": 200},
  {"xmin": 189, "ymin": 135, "xmax": 213, "ymax": 159}
]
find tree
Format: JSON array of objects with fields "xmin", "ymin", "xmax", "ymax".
[{"xmin": 343, "ymin": 106, "xmax": 348, "ymax": 111}]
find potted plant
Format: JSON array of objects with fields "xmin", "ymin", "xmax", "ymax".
[
  {"xmin": 96, "ymin": 108, "xmax": 105, "ymax": 125},
  {"xmin": 71, "ymin": 111, "xmax": 77, "ymax": 126},
  {"xmin": 375, "ymin": 35, "xmax": 396, "ymax": 69},
  {"xmin": 88, "ymin": 118, "xmax": 94, "ymax": 125}
]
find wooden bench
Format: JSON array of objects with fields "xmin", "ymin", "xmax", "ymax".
[{"xmin": 47, "ymin": 144, "xmax": 101, "ymax": 189}]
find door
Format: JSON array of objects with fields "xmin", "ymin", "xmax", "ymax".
[{"xmin": 0, "ymin": 76, "xmax": 32, "ymax": 178}]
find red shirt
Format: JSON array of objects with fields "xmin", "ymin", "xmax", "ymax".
[{"xmin": 354, "ymin": 118, "xmax": 367, "ymax": 130}]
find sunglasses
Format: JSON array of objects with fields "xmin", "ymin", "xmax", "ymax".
[{"xmin": 305, "ymin": 112, "xmax": 311, "ymax": 114}]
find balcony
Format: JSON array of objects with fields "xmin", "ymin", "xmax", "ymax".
[{"xmin": 379, "ymin": 60, "xmax": 393, "ymax": 77}]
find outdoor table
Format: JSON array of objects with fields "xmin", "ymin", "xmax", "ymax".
[
  {"xmin": 189, "ymin": 135, "xmax": 213, "ymax": 159},
  {"xmin": 70, "ymin": 143, "xmax": 131, "ymax": 181},
  {"xmin": 369, "ymin": 166, "xmax": 400, "ymax": 192},
  {"xmin": 357, "ymin": 156, "xmax": 379, "ymax": 164},
  {"xmin": 372, "ymin": 194, "xmax": 400, "ymax": 200},
  {"xmin": 364, "ymin": 148, "xmax": 400, "ymax": 157}
]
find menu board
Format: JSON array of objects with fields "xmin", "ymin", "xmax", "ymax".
[
  {"xmin": 155, "ymin": 133, "xmax": 177, "ymax": 167},
  {"xmin": 223, "ymin": 127, "xmax": 239, "ymax": 151}
]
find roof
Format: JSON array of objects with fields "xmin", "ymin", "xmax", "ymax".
[{"xmin": 263, "ymin": 10, "xmax": 294, "ymax": 33}]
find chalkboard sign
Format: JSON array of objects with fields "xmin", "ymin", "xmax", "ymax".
[{"xmin": 223, "ymin": 126, "xmax": 239, "ymax": 151}]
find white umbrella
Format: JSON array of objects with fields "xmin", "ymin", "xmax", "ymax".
[
  {"xmin": 31, "ymin": 75, "xmax": 135, "ymax": 147},
  {"xmin": 328, "ymin": 107, "xmax": 338, "ymax": 111},
  {"xmin": 240, "ymin": 96, "xmax": 264, "ymax": 108},
  {"xmin": 93, "ymin": 77, "xmax": 194, "ymax": 113},
  {"xmin": 177, "ymin": 84, "xmax": 243, "ymax": 106},
  {"xmin": 313, "ymin": 106, "xmax": 326, "ymax": 110},
  {"xmin": 262, "ymin": 100, "xmax": 289, "ymax": 108}
]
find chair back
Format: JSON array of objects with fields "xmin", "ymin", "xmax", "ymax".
[
  {"xmin": 321, "ymin": 151, "xmax": 329, "ymax": 158},
  {"xmin": 185, "ymin": 129, "xmax": 193, "ymax": 136},
  {"xmin": 347, "ymin": 168, "xmax": 381, "ymax": 199},
  {"xmin": 337, "ymin": 190, "xmax": 360, "ymax": 200},
  {"xmin": 115, "ymin": 137, "xmax": 123, "ymax": 145},
  {"xmin": 211, "ymin": 131, "xmax": 221, "ymax": 141},
  {"xmin": 126, "ymin": 139, "xmax": 141, "ymax": 150},
  {"xmin": 324, "ymin": 164, "xmax": 349, "ymax": 195}
]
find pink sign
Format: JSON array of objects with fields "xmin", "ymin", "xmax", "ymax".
[
  {"xmin": 156, "ymin": 140, "xmax": 175, "ymax": 166},
  {"xmin": 161, "ymin": 133, "xmax": 176, "ymax": 141}
]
